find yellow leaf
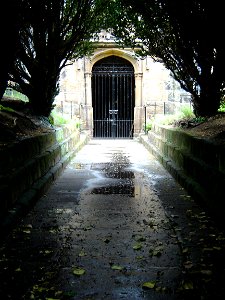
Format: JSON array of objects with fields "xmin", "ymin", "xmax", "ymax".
[
  {"xmin": 213, "ymin": 246, "xmax": 222, "ymax": 251},
  {"xmin": 182, "ymin": 247, "xmax": 189, "ymax": 254},
  {"xmin": 201, "ymin": 270, "xmax": 212, "ymax": 276},
  {"xmin": 111, "ymin": 265, "xmax": 124, "ymax": 270},
  {"xmin": 133, "ymin": 243, "xmax": 142, "ymax": 250},
  {"xmin": 135, "ymin": 256, "xmax": 144, "ymax": 260},
  {"xmin": 22, "ymin": 229, "xmax": 31, "ymax": 234},
  {"xmin": 72, "ymin": 267, "xmax": 86, "ymax": 276},
  {"xmin": 135, "ymin": 236, "xmax": 146, "ymax": 242},
  {"xmin": 15, "ymin": 267, "xmax": 22, "ymax": 272},
  {"xmin": 142, "ymin": 281, "xmax": 156, "ymax": 289},
  {"xmin": 78, "ymin": 250, "xmax": 87, "ymax": 257},
  {"xmin": 183, "ymin": 280, "xmax": 194, "ymax": 290}
]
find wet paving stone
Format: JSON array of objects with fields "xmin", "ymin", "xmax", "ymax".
[{"xmin": 1, "ymin": 139, "xmax": 225, "ymax": 299}]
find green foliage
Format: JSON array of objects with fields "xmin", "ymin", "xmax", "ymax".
[
  {"xmin": 191, "ymin": 116, "xmax": 207, "ymax": 123},
  {"xmin": 177, "ymin": 105, "xmax": 194, "ymax": 119},
  {"xmin": 9, "ymin": 0, "xmax": 109, "ymax": 116},
  {"xmin": 0, "ymin": 104, "xmax": 15, "ymax": 113},
  {"xmin": 146, "ymin": 121, "xmax": 152, "ymax": 132},
  {"xmin": 48, "ymin": 114, "xmax": 54, "ymax": 125},
  {"xmin": 75, "ymin": 120, "xmax": 81, "ymax": 129},
  {"xmin": 4, "ymin": 87, "xmax": 28, "ymax": 102},
  {"xmin": 50, "ymin": 111, "xmax": 69, "ymax": 126},
  {"xmin": 218, "ymin": 100, "xmax": 225, "ymax": 112},
  {"xmin": 151, "ymin": 105, "xmax": 195, "ymax": 126},
  {"xmin": 106, "ymin": 0, "xmax": 225, "ymax": 117},
  {"xmin": 144, "ymin": 119, "xmax": 153, "ymax": 133},
  {"xmin": 50, "ymin": 110, "xmax": 81, "ymax": 129},
  {"xmin": 153, "ymin": 114, "xmax": 177, "ymax": 126}
]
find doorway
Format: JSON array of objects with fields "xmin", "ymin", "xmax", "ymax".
[{"xmin": 92, "ymin": 56, "xmax": 135, "ymax": 138}]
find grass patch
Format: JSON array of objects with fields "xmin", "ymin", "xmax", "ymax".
[
  {"xmin": 144, "ymin": 104, "xmax": 197, "ymax": 130},
  {"xmin": 0, "ymin": 104, "xmax": 15, "ymax": 113},
  {"xmin": 50, "ymin": 109, "xmax": 81, "ymax": 129}
]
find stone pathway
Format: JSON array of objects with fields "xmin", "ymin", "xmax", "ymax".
[{"xmin": 0, "ymin": 139, "xmax": 225, "ymax": 299}]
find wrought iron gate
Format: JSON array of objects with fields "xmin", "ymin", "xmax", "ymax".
[{"xmin": 92, "ymin": 56, "xmax": 135, "ymax": 138}]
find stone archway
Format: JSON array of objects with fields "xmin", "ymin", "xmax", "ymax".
[
  {"xmin": 92, "ymin": 55, "xmax": 135, "ymax": 138},
  {"xmin": 82, "ymin": 49, "xmax": 144, "ymax": 136}
]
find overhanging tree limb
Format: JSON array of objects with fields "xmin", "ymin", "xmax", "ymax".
[
  {"xmin": 9, "ymin": 0, "xmax": 108, "ymax": 116},
  {"xmin": 106, "ymin": 0, "xmax": 225, "ymax": 117}
]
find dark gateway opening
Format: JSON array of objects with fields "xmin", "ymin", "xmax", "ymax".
[{"xmin": 92, "ymin": 55, "xmax": 135, "ymax": 138}]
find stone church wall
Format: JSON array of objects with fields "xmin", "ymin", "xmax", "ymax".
[{"xmin": 55, "ymin": 39, "xmax": 190, "ymax": 136}]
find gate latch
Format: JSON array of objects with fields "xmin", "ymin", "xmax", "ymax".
[{"xmin": 109, "ymin": 109, "xmax": 118, "ymax": 115}]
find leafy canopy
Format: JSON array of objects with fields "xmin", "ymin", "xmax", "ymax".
[
  {"xmin": 9, "ymin": 0, "xmax": 108, "ymax": 116},
  {"xmin": 105, "ymin": 0, "xmax": 225, "ymax": 117}
]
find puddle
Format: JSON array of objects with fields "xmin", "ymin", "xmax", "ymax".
[
  {"xmin": 89, "ymin": 152, "xmax": 135, "ymax": 196},
  {"xmin": 73, "ymin": 151, "xmax": 139, "ymax": 197},
  {"xmin": 104, "ymin": 170, "xmax": 134, "ymax": 179},
  {"xmin": 91, "ymin": 182, "xmax": 135, "ymax": 196},
  {"xmin": 89, "ymin": 169, "xmax": 135, "ymax": 197}
]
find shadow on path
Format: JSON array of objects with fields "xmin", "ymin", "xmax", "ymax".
[{"xmin": 0, "ymin": 139, "xmax": 225, "ymax": 299}]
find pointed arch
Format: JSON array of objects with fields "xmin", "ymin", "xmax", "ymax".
[
  {"xmin": 89, "ymin": 49, "xmax": 139, "ymax": 73},
  {"xmin": 92, "ymin": 55, "xmax": 135, "ymax": 138}
]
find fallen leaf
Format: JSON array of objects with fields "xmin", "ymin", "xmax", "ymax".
[
  {"xmin": 182, "ymin": 280, "xmax": 194, "ymax": 290},
  {"xmin": 22, "ymin": 229, "xmax": 31, "ymax": 234},
  {"xmin": 133, "ymin": 243, "xmax": 142, "ymax": 250},
  {"xmin": 183, "ymin": 261, "xmax": 193, "ymax": 269},
  {"xmin": 213, "ymin": 246, "xmax": 222, "ymax": 251},
  {"xmin": 84, "ymin": 226, "xmax": 92, "ymax": 231},
  {"xmin": 63, "ymin": 291, "xmax": 77, "ymax": 297},
  {"xmin": 202, "ymin": 247, "xmax": 214, "ymax": 252},
  {"xmin": 201, "ymin": 270, "xmax": 212, "ymax": 276},
  {"xmin": 171, "ymin": 215, "xmax": 179, "ymax": 219},
  {"xmin": 15, "ymin": 267, "xmax": 22, "ymax": 272},
  {"xmin": 135, "ymin": 256, "xmax": 144, "ymax": 260},
  {"xmin": 135, "ymin": 236, "xmax": 146, "ymax": 242},
  {"xmin": 149, "ymin": 245, "xmax": 163, "ymax": 257},
  {"xmin": 49, "ymin": 229, "xmax": 58, "ymax": 234},
  {"xmin": 169, "ymin": 234, "xmax": 177, "ymax": 238},
  {"xmin": 111, "ymin": 265, "xmax": 124, "ymax": 270},
  {"xmin": 39, "ymin": 249, "xmax": 53, "ymax": 255},
  {"xmin": 72, "ymin": 267, "xmax": 86, "ymax": 276},
  {"xmin": 78, "ymin": 250, "xmax": 87, "ymax": 257},
  {"xmin": 149, "ymin": 249, "xmax": 162, "ymax": 257},
  {"xmin": 142, "ymin": 281, "xmax": 156, "ymax": 289},
  {"xmin": 182, "ymin": 247, "xmax": 189, "ymax": 254}
]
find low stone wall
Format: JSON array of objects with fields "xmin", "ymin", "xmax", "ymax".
[
  {"xmin": 140, "ymin": 124, "xmax": 225, "ymax": 225},
  {"xmin": 0, "ymin": 125, "xmax": 88, "ymax": 230}
]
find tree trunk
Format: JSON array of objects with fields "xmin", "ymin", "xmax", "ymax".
[
  {"xmin": 29, "ymin": 89, "xmax": 55, "ymax": 117},
  {"xmin": 0, "ymin": 2, "xmax": 19, "ymax": 101},
  {"xmin": 28, "ymin": 70, "xmax": 59, "ymax": 117},
  {"xmin": 192, "ymin": 84, "xmax": 221, "ymax": 117},
  {"xmin": 0, "ymin": 74, "xmax": 9, "ymax": 101}
]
